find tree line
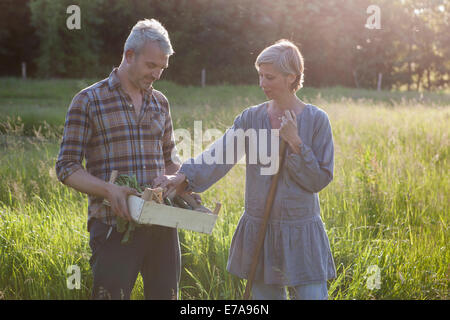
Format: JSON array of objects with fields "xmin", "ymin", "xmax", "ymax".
[{"xmin": 0, "ymin": 0, "xmax": 449, "ymax": 90}]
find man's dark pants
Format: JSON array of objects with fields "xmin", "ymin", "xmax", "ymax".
[{"xmin": 88, "ymin": 218, "xmax": 181, "ymax": 300}]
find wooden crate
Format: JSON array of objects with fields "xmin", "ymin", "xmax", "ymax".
[
  {"xmin": 128, "ymin": 195, "xmax": 220, "ymax": 234},
  {"xmin": 106, "ymin": 171, "xmax": 220, "ymax": 234}
]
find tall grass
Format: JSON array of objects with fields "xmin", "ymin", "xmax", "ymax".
[{"xmin": 0, "ymin": 78, "xmax": 448, "ymax": 299}]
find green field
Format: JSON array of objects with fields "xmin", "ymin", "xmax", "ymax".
[{"xmin": 0, "ymin": 78, "xmax": 448, "ymax": 299}]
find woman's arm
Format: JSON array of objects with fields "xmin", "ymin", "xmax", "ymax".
[
  {"xmin": 284, "ymin": 110, "xmax": 334, "ymax": 193},
  {"xmin": 155, "ymin": 109, "xmax": 250, "ymax": 193}
]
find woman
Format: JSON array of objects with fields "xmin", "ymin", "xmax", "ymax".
[{"xmin": 155, "ymin": 39, "xmax": 336, "ymax": 300}]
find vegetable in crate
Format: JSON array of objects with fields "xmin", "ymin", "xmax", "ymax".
[{"xmin": 113, "ymin": 174, "xmax": 146, "ymax": 245}]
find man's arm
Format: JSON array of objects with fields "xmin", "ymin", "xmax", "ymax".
[
  {"xmin": 55, "ymin": 91, "xmax": 138, "ymax": 221},
  {"xmin": 63, "ymin": 168, "xmax": 139, "ymax": 221},
  {"xmin": 63, "ymin": 168, "xmax": 110, "ymax": 198}
]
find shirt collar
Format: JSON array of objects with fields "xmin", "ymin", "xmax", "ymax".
[
  {"xmin": 107, "ymin": 68, "xmax": 121, "ymax": 91},
  {"xmin": 107, "ymin": 67, "xmax": 154, "ymax": 97}
]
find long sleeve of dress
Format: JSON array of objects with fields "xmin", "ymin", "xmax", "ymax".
[
  {"xmin": 179, "ymin": 109, "xmax": 249, "ymax": 193},
  {"xmin": 285, "ymin": 109, "xmax": 334, "ymax": 193}
]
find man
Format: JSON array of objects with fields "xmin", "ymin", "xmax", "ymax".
[{"xmin": 55, "ymin": 19, "xmax": 181, "ymax": 300}]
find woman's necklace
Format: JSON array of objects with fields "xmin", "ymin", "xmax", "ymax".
[
  {"xmin": 270, "ymin": 99, "xmax": 305, "ymax": 120},
  {"xmin": 269, "ymin": 103, "xmax": 287, "ymax": 121}
]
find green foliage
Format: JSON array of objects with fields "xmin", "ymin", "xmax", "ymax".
[
  {"xmin": 0, "ymin": 0, "xmax": 38, "ymax": 75},
  {"xmin": 29, "ymin": 0, "xmax": 104, "ymax": 78},
  {"xmin": 2, "ymin": 0, "xmax": 448, "ymax": 90}
]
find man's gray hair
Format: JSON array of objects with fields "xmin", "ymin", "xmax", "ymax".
[
  {"xmin": 255, "ymin": 39, "xmax": 304, "ymax": 92},
  {"xmin": 124, "ymin": 19, "xmax": 174, "ymax": 56}
]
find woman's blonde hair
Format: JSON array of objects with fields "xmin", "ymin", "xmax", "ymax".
[{"xmin": 255, "ymin": 39, "xmax": 304, "ymax": 92}]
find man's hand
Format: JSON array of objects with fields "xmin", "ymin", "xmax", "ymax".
[{"xmin": 105, "ymin": 183, "xmax": 140, "ymax": 221}]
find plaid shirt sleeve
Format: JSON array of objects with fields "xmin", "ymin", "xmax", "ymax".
[
  {"xmin": 157, "ymin": 92, "xmax": 177, "ymax": 167},
  {"xmin": 55, "ymin": 91, "xmax": 92, "ymax": 183}
]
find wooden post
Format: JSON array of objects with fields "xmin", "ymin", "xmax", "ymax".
[
  {"xmin": 377, "ymin": 73, "xmax": 382, "ymax": 91},
  {"xmin": 21, "ymin": 62, "xmax": 27, "ymax": 80},
  {"xmin": 353, "ymin": 69, "xmax": 359, "ymax": 88},
  {"xmin": 201, "ymin": 68, "xmax": 206, "ymax": 88}
]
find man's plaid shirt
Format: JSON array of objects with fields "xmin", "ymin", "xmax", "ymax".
[{"xmin": 55, "ymin": 68, "xmax": 177, "ymax": 228}]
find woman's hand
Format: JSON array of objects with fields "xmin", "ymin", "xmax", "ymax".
[
  {"xmin": 153, "ymin": 173, "xmax": 187, "ymax": 198},
  {"xmin": 279, "ymin": 110, "xmax": 302, "ymax": 153}
]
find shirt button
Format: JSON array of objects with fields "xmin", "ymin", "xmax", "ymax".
[
  {"xmin": 129, "ymin": 103, "xmax": 133, "ymax": 108},
  {"xmin": 143, "ymin": 165, "xmax": 146, "ymax": 169}
]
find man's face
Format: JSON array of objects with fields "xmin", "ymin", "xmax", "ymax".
[{"xmin": 126, "ymin": 41, "xmax": 169, "ymax": 91}]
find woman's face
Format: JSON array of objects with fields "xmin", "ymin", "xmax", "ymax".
[{"xmin": 258, "ymin": 63, "xmax": 295, "ymax": 100}]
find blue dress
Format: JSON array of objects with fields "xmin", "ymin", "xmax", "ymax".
[{"xmin": 179, "ymin": 102, "xmax": 336, "ymax": 286}]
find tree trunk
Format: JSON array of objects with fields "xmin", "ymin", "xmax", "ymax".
[{"xmin": 416, "ymin": 70, "xmax": 423, "ymax": 91}]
